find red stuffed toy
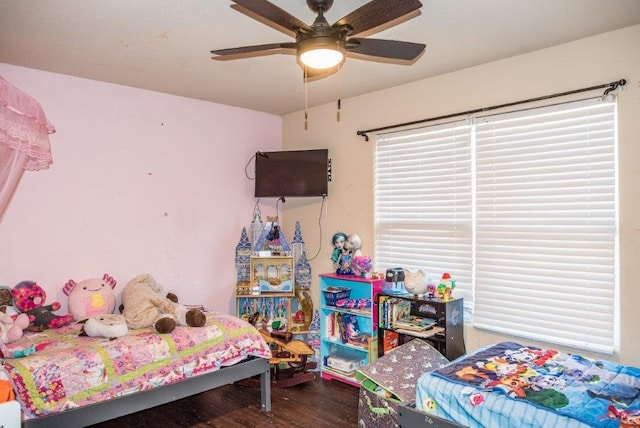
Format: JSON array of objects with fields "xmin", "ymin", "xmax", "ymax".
[{"xmin": 12, "ymin": 281, "xmax": 73, "ymax": 329}]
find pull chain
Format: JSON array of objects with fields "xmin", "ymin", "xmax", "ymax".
[
  {"xmin": 337, "ymin": 64, "xmax": 341, "ymax": 122},
  {"xmin": 304, "ymin": 68, "xmax": 309, "ymax": 130}
]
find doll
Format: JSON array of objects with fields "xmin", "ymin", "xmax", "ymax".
[
  {"xmin": 0, "ymin": 286, "xmax": 14, "ymax": 314},
  {"xmin": 345, "ymin": 234, "xmax": 363, "ymax": 257},
  {"xmin": 336, "ymin": 246, "xmax": 354, "ymax": 276},
  {"xmin": 330, "ymin": 232, "xmax": 348, "ymax": 271}
]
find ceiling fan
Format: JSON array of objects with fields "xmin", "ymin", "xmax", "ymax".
[{"xmin": 211, "ymin": 0, "xmax": 426, "ymax": 80}]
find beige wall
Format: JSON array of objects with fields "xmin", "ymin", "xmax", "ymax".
[{"xmin": 280, "ymin": 25, "xmax": 640, "ymax": 366}]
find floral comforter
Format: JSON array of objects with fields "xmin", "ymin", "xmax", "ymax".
[{"xmin": 1, "ymin": 312, "xmax": 271, "ymax": 419}]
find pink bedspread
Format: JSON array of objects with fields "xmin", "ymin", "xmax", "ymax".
[{"xmin": 1, "ymin": 312, "xmax": 271, "ymax": 419}]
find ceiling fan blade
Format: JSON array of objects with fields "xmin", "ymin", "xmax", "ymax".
[
  {"xmin": 211, "ymin": 42, "xmax": 296, "ymax": 59},
  {"xmin": 334, "ymin": 0, "xmax": 422, "ymax": 37},
  {"xmin": 347, "ymin": 38, "xmax": 425, "ymax": 61},
  {"xmin": 231, "ymin": 0, "xmax": 311, "ymax": 38}
]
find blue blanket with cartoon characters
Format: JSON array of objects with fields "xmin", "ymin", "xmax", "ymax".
[{"xmin": 433, "ymin": 342, "xmax": 640, "ymax": 427}]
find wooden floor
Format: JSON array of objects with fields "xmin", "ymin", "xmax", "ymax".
[{"xmin": 89, "ymin": 375, "xmax": 360, "ymax": 428}]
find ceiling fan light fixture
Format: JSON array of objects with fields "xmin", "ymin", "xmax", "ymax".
[{"xmin": 298, "ymin": 37, "xmax": 345, "ymax": 70}]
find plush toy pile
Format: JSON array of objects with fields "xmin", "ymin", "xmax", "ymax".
[{"xmin": 0, "ymin": 273, "xmax": 208, "ymax": 350}]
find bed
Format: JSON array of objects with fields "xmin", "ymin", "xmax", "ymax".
[
  {"xmin": 398, "ymin": 341, "xmax": 640, "ymax": 428},
  {"xmin": 0, "ymin": 311, "xmax": 272, "ymax": 427}
]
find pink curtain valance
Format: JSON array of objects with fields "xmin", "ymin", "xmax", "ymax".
[{"xmin": 0, "ymin": 76, "xmax": 55, "ymax": 171}]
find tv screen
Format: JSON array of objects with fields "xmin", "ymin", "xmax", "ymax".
[{"xmin": 255, "ymin": 149, "xmax": 329, "ymax": 198}]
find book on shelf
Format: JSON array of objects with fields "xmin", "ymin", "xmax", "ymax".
[
  {"xmin": 379, "ymin": 296, "xmax": 412, "ymax": 329},
  {"xmin": 392, "ymin": 315, "xmax": 436, "ymax": 331},
  {"xmin": 378, "ymin": 295, "xmax": 389, "ymax": 328},
  {"xmin": 393, "ymin": 326, "xmax": 444, "ymax": 338},
  {"xmin": 347, "ymin": 333, "xmax": 372, "ymax": 348},
  {"xmin": 378, "ymin": 296, "xmax": 389, "ymax": 327},
  {"xmin": 336, "ymin": 313, "xmax": 361, "ymax": 344},
  {"xmin": 392, "ymin": 299, "xmax": 411, "ymax": 324},
  {"xmin": 382, "ymin": 330, "xmax": 400, "ymax": 353}
]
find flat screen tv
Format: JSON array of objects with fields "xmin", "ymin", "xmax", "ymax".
[{"xmin": 255, "ymin": 149, "xmax": 329, "ymax": 198}]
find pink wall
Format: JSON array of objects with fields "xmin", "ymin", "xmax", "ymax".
[{"xmin": 0, "ymin": 63, "xmax": 282, "ymax": 314}]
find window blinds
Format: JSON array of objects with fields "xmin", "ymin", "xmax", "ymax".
[
  {"xmin": 374, "ymin": 121, "xmax": 474, "ymax": 305},
  {"xmin": 473, "ymin": 99, "xmax": 617, "ymax": 353},
  {"xmin": 374, "ymin": 97, "xmax": 617, "ymax": 354}
]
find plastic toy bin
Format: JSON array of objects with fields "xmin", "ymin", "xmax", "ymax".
[{"xmin": 322, "ymin": 286, "xmax": 351, "ymax": 306}]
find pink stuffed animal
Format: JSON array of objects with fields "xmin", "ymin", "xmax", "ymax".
[
  {"xmin": 12, "ymin": 281, "xmax": 73, "ymax": 329},
  {"xmin": 63, "ymin": 274, "xmax": 117, "ymax": 321},
  {"xmin": 0, "ymin": 312, "xmax": 33, "ymax": 359},
  {"xmin": 0, "ymin": 312, "xmax": 29, "ymax": 344}
]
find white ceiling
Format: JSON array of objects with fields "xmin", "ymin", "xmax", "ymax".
[{"xmin": 1, "ymin": 0, "xmax": 639, "ymax": 116}]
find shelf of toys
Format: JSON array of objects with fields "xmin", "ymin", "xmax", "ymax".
[{"xmin": 319, "ymin": 273, "xmax": 384, "ymax": 386}]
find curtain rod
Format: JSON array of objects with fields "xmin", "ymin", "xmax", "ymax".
[{"xmin": 356, "ymin": 78, "xmax": 626, "ymax": 141}]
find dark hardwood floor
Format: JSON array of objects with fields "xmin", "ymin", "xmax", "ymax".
[{"xmin": 90, "ymin": 375, "xmax": 360, "ymax": 428}]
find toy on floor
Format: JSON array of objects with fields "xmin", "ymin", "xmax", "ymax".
[
  {"xmin": 63, "ymin": 273, "xmax": 117, "ymax": 321},
  {"xmin": 12, "ymin": 281, "xmax": 73, "ymax": 329},
  {"xmin": 246, "ymin": 312, "xmax": 316, "ymax": 388},
  {"xmin": 120, "ymin": 273, "xmax": 206, "ymax": 334}
]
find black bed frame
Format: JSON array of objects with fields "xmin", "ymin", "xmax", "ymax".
[
  {"xmin": 398, "ymin": 402, "xmax": 467, "ymax": 428},
  {"xmin": 23, "ymin": 356, "xmax": 271, "ymax": 428}
]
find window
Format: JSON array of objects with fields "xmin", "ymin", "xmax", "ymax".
[{"xmin": 374, "ymin": 97, "xmax": 617, "ymax": 354}]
